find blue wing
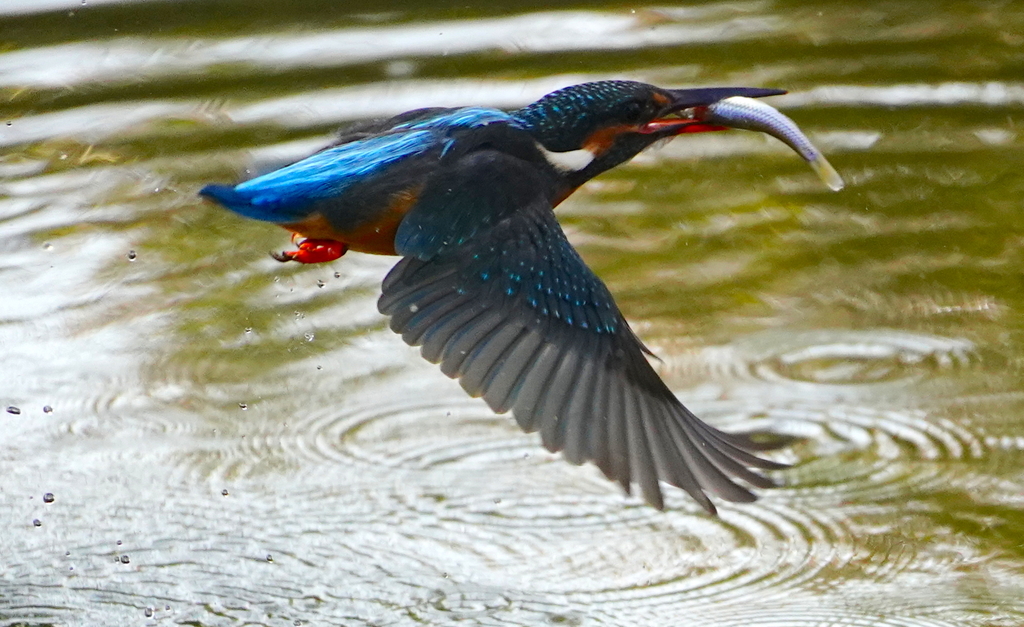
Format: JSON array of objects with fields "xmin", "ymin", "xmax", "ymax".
[{"xmin": 382, "ymin": 149, "xmax": 784, "ymax": 512}]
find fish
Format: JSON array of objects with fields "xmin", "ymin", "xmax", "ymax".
[{"xmin": 702, "ymin": 96, "xmax": 845, "ymax": 191}]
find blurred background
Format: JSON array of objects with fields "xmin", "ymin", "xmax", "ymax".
[{"xmin": 2, "ymin": 0, "xmax": 1024, "ymax": 625}]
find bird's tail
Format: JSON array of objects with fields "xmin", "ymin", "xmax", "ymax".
[{"xmin": 199, "ymin": 184, "xmax": 299, "ymax": 223}]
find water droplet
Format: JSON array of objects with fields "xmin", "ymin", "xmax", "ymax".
[
  {"xmin": 244, "ymin": 327, "xmax": 252, "ymax": 334},
  {"xmin": 119, "ymin": 554, "xmax": 130, "ymax": 564},
  {"xmin": 126, "ymin": 250, "xmax": 137, "ymax": 261},
  {"xmin": 65, "ymin": 551, "xmax": 70, "ymax": 556},
  {"xmin": 32, "ymin": 519, "xmax": 41, "ymax": 527},
  {"xmin": 43, "ymin": 493, "xmax": 54, "ymax": 503},
  {"xmin": 333, "ymin": 272, "xmax": 341, "ymax": 278},
  {"xmin": 4, "ymin": 121, "xmax": 10, "ymax": 126},
  {"xmin": 42, "ymin": 242, "xmax": 52, "ymax": 250},
  {"xmin": 6, "ymin": 406, "xmax": 20, "ymax": 415},
  {"xmin": 266, "ymin": 554, "xmax": 274, "ymax": 562},
  {"xmin": 144, "ymin": 608, "xmax": 154, "ymax": 618},
  {"xmin": 43, "ymin": 405, "xmax": 53, "ymax": 413},
  {"xmin": 316, "ymin": 279, "xmax": 325, "ymax": 288},
  {"xmin": 221, "ymin": 489, "xmax": 229, "ymax": 496},
  {"xmin": 316, "ymin": 365, "xmax": 322, "ymax": 370},
  {"xmin": 294, "ymin": 311, "xmax": 304, "ymax": 319},
  {"xmin": 304, "ymin": 333, "xmax": 315, "ymax": 342},
  {"xmin": 238, "ymin": 403, "xmax": 248, "ymax": 410},
  {"xmin": 116, "ymin": 540, "xmax": 122, "ymax": 545}
]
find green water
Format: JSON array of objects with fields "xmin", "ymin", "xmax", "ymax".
[{"xmin": 2, "ymin": 1, "xmax": 1024, "ymax": 625}]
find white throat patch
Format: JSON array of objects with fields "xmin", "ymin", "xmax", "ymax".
[{"xmin": 535, "ymin": 143, "xmax": 596, "ymax": 173}]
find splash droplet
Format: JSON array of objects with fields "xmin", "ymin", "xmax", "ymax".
[
  {"xmin": 6, "ymin": 406, "xmax": 20, "ymax": 415},
  {"xmin": 266, "ymin": 554, "xmax": 273, "ymax": 562},
  {"xmin": 221, "ymin": 489, "xmax": 229, "ymax": 496},
  {"xmin": 144, "ymin": 608, "xmax": 154, "ymax": 618},
  {"xmin": 32, "ymin": 519, "xmax": 41, "ymax": 527},
  {"xmin": 43, "ymin": 493, "xmax": 55, "ymax": 503},
  {"xmin": 126, "ymin": 250, "xmax": 137, "ymax": 261},
  {"xmin": 238, "ymin": 403, "xmax": 248, "ymax": 410},
  {"xmin": 317, "ymin": 280, "xmax": 325, "ymax": 288},
  {"xmin": 333, "ymin": 272, "xmax": 341, "ymax": 278},
  {"xmin": 119, "ymin": 554, "xmax": 130, "ymax": 564},
  {"xmin": 244, "ymin": 327, "xmax": 252, "ymax": 334},
  {"xmin": 43, "ymin": 405, "xmax": 53, "ymax": 413},
  {"xmin": 304, "ymin": 333, "xmax": 315, "ymax": 342}
]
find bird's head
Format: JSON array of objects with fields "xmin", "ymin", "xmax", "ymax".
[{"xmin": 513, "ymin": 80, "xmax": 785, "ymax": 190}]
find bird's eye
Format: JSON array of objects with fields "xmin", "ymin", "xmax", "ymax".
[{"xmin": 621, "ymin": 100, "xmax": 645, "ymax": 122}]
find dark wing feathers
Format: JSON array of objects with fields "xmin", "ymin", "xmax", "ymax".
[{"xmin": 378, "ymin": 148, "xmax": 782, "ymax": 512}]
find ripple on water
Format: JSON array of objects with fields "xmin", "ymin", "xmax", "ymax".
[
  {"xmin": 659, "ymin": 328, "xmax": 988, "ymax": 507},
  {"xmin": 145, "ymin": 330, "xmax": 994, "ymax": 624},
  {"xmin": 159, "ymin": 376, "xmax": 862, "ymax": 603},
  {"xmin": 708, "ymin": 397, "xmax": 986, "ymax": 508},
  {"xmin": 731, "ymin": 328, "xmax": 977, "ymax": 390},
  {"xmin": 686, "ymin": 606, "xmax": 978, "ymax": 627},
  {"xmin": 18, "ymin": 354, "xmax": 1003, "ymax": 627}
]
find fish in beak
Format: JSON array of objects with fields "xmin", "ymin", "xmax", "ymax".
[{"xmin": 642, "ymin": 88, "xmax": 845, "ymax": 191}]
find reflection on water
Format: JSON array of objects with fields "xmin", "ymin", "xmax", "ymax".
[{"xmin": 3, "ymin": 0, "xmax": 1024, "ymax": 625}]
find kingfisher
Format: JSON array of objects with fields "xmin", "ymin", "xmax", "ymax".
[{"xmin": 202, "ymin": 80, "xmax": 842, "ymax": 513}]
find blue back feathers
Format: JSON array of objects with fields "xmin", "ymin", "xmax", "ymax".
[
  {"xmin": 201, "ymin": 131, "xmax": 435, "ymax": 222},
  {"xmin": 394, "ymin": 107, "xmax": 520, "ymax": 132},
  {"xmin": 201, "ymin": 107, "xmax": 520, "ymax": 223}
]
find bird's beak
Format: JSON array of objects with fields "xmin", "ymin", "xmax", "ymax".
[{"xmin": 639, "ymin": 87, "xmax": 786, "ymax": 135}]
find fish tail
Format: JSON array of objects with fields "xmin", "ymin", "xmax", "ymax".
[{"xmin": 807, "ymin": 155, "xmax": 845, "ymax": 192}]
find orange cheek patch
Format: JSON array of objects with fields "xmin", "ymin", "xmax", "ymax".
[
  {"xmin": 651, "ymin": 92, "xmax": 671, "ymax": 108},
  {"xmin": 583, "ymin": 123, "xmax": 634, "ymax": 155}
]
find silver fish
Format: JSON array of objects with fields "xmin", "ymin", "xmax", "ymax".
[{"xmin": 703, "ymin": 96, "xmax": 845, "ymax": 191}]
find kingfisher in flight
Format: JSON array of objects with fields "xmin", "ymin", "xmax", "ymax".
[{"xmin": 201, "ymin": 80, "xmax": 842, "ymax": 513}]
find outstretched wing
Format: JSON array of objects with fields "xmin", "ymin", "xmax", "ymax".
[{"xmin": 379, "ymin": 149, "xmax": 783, "ymax": 512}]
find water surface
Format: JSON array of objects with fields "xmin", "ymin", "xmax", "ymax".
[{"xmin": 3, "ymin": 1, "xmax": 1024, "ymax": 625}]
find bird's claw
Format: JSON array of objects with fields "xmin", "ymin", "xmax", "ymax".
[{"xmin": 271, "ymin": 238, "xmax": 348, "ymax": 264}]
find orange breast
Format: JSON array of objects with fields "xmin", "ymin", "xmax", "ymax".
[{"xmin": 281, "ymin": 187, "xmax": 421, "ymax": 256}]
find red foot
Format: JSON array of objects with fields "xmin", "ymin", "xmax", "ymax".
[{"xmin": 271, "ymin": 238, "xmax": 348, "ymax": 264}]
